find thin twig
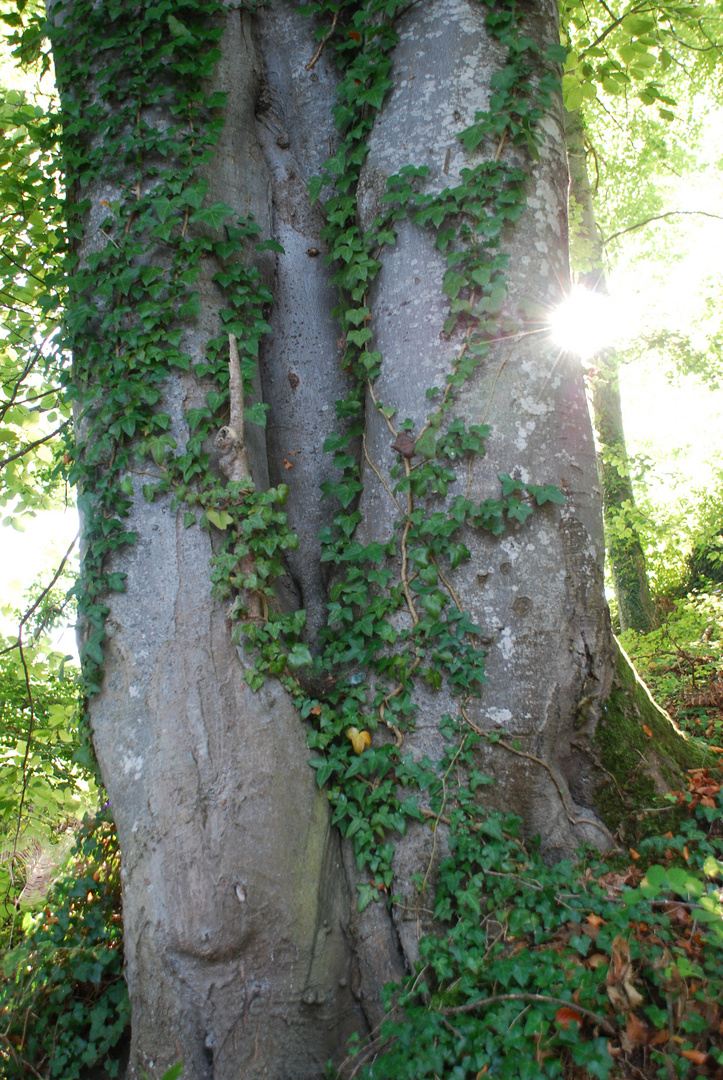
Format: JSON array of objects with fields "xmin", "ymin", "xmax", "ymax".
[
  {"xmin": 363, "ymin": 430, "xmax": 403, "ymax": 514},
  {"xmin": 441, "ymin": 992, "xmax": 616, "ymax": 1035},
  {"xmin": 305, "ymin": 11, "xmax": 339, "ymax": 71},
  {"xmin": 420, "ymin": 737, "xmax": 470, "ymax": 898},
  {"xmin": 0, "ymin": 420, "xmax": 70, "ymax": 472},
  {"xmin": 603, "ymin": 210, "xmax": 723, "ymax": 246}
]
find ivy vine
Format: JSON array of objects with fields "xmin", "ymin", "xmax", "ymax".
[
  {"xmin": 50, "ymin": 0, "xmax": 569, "ymax": 902},
  {"xmin": 277, "ymin": 0, "xmax": 568, "ymax": 901}
]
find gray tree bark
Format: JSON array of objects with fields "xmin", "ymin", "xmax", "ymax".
[{"xmin": 54, "ymin": 2, "xmax": 616, "ymax": 1077}]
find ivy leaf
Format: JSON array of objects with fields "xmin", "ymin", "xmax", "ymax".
[
  {"xmin": 257, "ymin": 238, "xmax": 285, "ymax": 253},
  {"xmin": 190, "ymin": 202, "xmax": 235, "ymax": 230},
  {"xmin": 81, "ymin": 630, "xmax": 106, "ymax": 666},
  {"xmin": 308, "ymin": 757, "xmax": 334, "ymax": 787},
  {"xmin": 414, "ymin": 429, "xmax": 437, "ymax": 459},
  {"xmin": 178, "ymin": 292, "xmax": 201, "ymax": 319},
  {"xmin": 206, "ymin": 509, "xmax": 233, "ymax": 530},
  {"xmin": 545, "ymin": 43, "xmax": 568, "ymax": 63},
  {"xmin": 167, "ymin": 15, "xmax": 195, "ymax": 41},
  {"xmin": 498, "ymin": 473, "xmax": 523, "ymax": 496},
  {"xmin": 287, "ymin": 644, "xmax": 313, "ymax": 670},
  {"xmin": 356, "ymin": 882, "xmax": 380, "ymax": 912},
  {"xmin": 419, "ymin": 590, "xmax": 446, "ymax": 618},
  {"xmin": 245, "ymin": 402, "xmax": 269, "ymax": 427},
  {"xmin": 448, "ymin": 542, "xmax": 470, "ymax": 569},
  {"xmin": 308, "ymin": 175, "xmax": 323, "ymax": 204},
  {"xmin": 159, "ymin": 1066, "xmax": 184, "ymax": 1080}
]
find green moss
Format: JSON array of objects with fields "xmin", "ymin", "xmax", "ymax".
[{"xmin": 592, "ymin": 640, "xmax": 712, "ymax": 841}]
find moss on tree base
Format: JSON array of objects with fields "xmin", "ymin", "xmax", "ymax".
[{"xmin": 592, "ymin": 640, "xmax": 713, "ymax": 842}]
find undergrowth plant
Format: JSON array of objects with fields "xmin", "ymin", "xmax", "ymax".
[
  {"xmin": 345, "ymin": 789, "xmax": 723, "ymax": 1080},
  {"xmin": 0, "ymin": 808, "xmax": 128, "ymax": 1079},
  {"xmin": 621, "ymin": 585, "xmax": 723, "ymax": 744}
]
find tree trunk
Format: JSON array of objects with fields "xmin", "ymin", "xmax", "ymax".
[
  {"xmin": 565, "ymin": 109, "xmax": 655, "ymax": 634},
  {"xmin": 51, "ymin": 1, "xmax": 620, "ymax": 1076}
]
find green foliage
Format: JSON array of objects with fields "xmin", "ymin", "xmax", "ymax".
[
  {"xmin": 0, "ymin": 808, "xmax": 129, "ymax": 1079},
  {"xmin": 0, "ymin": 565, "xmax": 86, "ymax": 925},
  {"xmin": 343, "ymin": 794, "xmax": 723, "ymax": 1080},
  {"xmin": 0, "ymin": 75, "xmax": 69, "ymax": 528},
  {"xmin": 620, "ymin": 586, "xmax": 723, "ymax": 740},
  {"xmin": 620, "ymin": 477, "xmax": 723, "ymax": 601},
  {"xmin": 560, "ymin": 0, "xmax": 721, "ymax": 117}
]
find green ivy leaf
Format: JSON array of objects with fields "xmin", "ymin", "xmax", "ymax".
[
  {"xmin": 308, "ymin": 175, "xmax": 323, "ymax": 204},
  {"xmin": 167, "ymin": 14, "xmax": 195, "ymax": 40},
  {"xmin": 287, "ymin": 644, "xmax": 313, "ymax": 670},
  {"xmin": 206, "ymin": 509, "xmax": 233, "ymax": 530},
  {"xmin": 414, "ymin": 429, "xmax": 437, "ymax": 459},
  {"xmin": 245, "ymin": 402, "xmax": 269, "ymax": 427}
]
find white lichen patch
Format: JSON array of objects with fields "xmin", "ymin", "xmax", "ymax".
[
  {"xmin": 486, "ymin": 706, "xmax": 513, "ymax": 727},
  {"xmin": 515, "ymin": 418, "xmax": 536, "ymax": 450},
  {"xmin": 518, "ymin": 395, "xmax": 552, "ymax": 415},
  {"xmin": 122, "ymin": 752, "xmax": 144, "ymax": 779},
  {"xmin": 497, "ymin": 626, "xmax": 516, "ymax": 660},
  {"xmin": 500, "ymin": 537, "xmax": 522, "ymax": 562}
]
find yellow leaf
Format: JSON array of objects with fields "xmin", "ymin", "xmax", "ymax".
[{"xmin": 347, "ymin": 727, "xmax": 371, "ymax": 754}]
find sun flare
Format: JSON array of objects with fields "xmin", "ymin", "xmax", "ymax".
[{"xmin": 549, "ymin": 287, "xmax": 633, "ymax": 358}]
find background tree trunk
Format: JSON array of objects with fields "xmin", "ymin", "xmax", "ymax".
[
  {"xmin": 53, "ymin": 1, "xmax": 620, "ymax": 1076},
  {"xmin": 565, "ymin": 108, "xmax": 655, "ymax": 634}
]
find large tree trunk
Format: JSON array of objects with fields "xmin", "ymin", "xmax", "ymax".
[
  {"xmin": 565, "ymin": 109, "xmax": 655, "ymax": 634},
  {"xmin": 51, "ymin": 1, "xmax": 618, "ymax": 1076}
]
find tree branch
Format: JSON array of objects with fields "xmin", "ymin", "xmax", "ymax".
[
  {"xmin": 441, "ymin": 992, "xmax": 616, "ymax": 1035},
  {"xmin": 0, "ymin": 420, "xmax": 70, "ymax": 472},
  {"xmin": 603, "ymin": 210, "xmax": 723, "ymax": 246}
]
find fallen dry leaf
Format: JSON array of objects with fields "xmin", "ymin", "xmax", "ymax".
[
  {"xmin": 606, "ymin": 935, "xmax": 644, "ymax": 1011},
  {"xmin": 622, "ymin": 1013, "xmax": 650, "ymax": 1052},
  {"xmin": 681, "ymin": 1049, "xmax": 709, "ymax": 1065},
  {"xmin": 555, "ymin": 1007, "xmax": 583, "ymax": 1030}
]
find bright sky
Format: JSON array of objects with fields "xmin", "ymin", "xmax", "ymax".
[
  {"xmin": 611, "ymin": 169, "xmax": 723, "ymax": 508},
  {"xmin": 0, "ymin": 509, "xmax": 79, "ymax": 656}
]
